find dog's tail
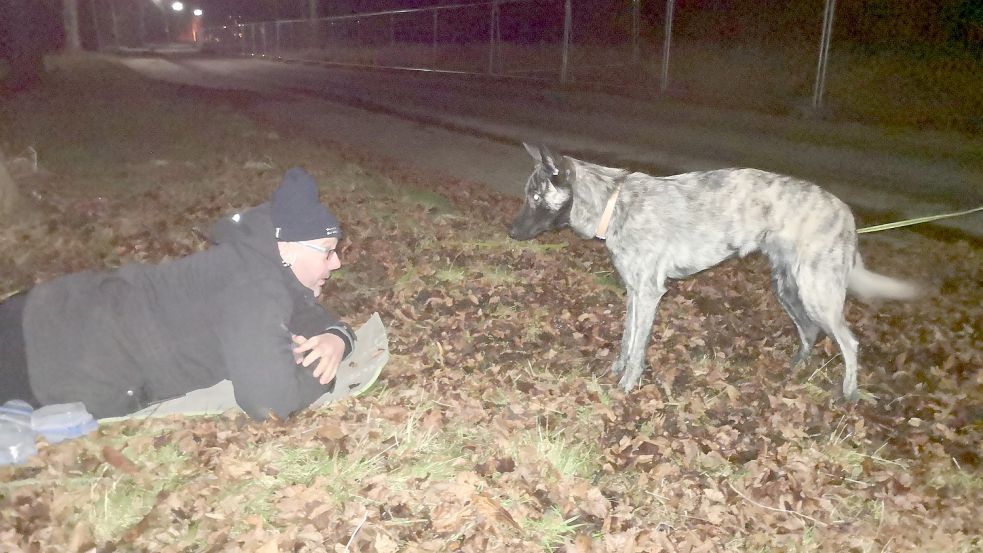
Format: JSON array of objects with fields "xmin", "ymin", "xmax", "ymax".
[{"xmin": 848, "ymin": 254, "xmax": 920, "ymax": 301}]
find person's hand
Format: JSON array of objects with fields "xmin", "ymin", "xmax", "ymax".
[{"xmin": 292, "ymin": 333, "xmax": 345, "ymax": 385}]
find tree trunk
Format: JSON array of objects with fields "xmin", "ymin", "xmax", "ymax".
[
  {"xmin": 63, "ymin": 0, "xmax": 82, "ymax": 51},
  {"xmin": 0, "ymin": 149, "xmax": 20, "ymax": 218}
]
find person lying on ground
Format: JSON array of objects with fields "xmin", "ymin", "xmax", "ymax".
[{"xmin": 0, "ymin": 167, "xmax": 355, "ymax": 420}]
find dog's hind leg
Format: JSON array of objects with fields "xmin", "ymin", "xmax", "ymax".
[
  {"xmin": 796, "ymin": 268, "xmax": 860, "ymax": 401},
  {"xmin": 827, "ymin": 320, "xmax": 859, "ymax": 401},
  {"xmin": 771, "ymin": 268, "xmax": 821, "ymax": 368},
  {"xmin": 617, "ymin": 281, "xmax": 667, "ymax": 392}
]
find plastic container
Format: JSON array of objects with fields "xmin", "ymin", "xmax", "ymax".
[
  {"xmin": 0, "ymin": 420, "xmax": 37, "ymax": 466},
  {"xmin": 0, "ymin": 399, "xmax": 34, "ymax": 417},
  {"xmin": 31, "ymin": 402, "xmax": 99, "ymax": 444},
  {"xmin": 0, "ymin": 399, "xmax": 33, "ymax": 425}
]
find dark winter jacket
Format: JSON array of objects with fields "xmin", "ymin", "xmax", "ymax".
[{"xmin": 21, "ymin": 204, "xmax": 354, "ymax": 420}]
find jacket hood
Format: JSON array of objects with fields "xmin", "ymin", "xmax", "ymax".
[
  {"xmin": 209, "ymin": 203, "xmax": 318, "ymax": 300},
  {"xmin": 210, "ymin": 203, "xmax": 280, "ymax": 260}
]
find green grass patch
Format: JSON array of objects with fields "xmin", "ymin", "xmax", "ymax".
[
  {"xmin": 928, "ymin": 466, "xmax": 983, "ymax": 495},
  {"xmin": 434, "ymin": 265, "xmax": 467, "ymax": 284},
  {"xmin": 476, "ymin": 265, "xmax": 516, "ymax": 286},
  {"xmin": 393, "ymin": 265, "xmax": 426, "ymax": 294},
  {"xmin": 591, "ymin": 271, "xmax": 624, "ymax": 295},
  {"xmin": 1, "ymin": 56, "xmax": 262, "ymax": 188},
  {"xmin": 79, "ymin": 443, "xmax": 190, "ymax": 543},
  {"xmin": 523, "ymin": 425, "xmax": 599, "ymax": 482},
  {"xmin": 584, "ymin": 374, "xmax": 616, "ymax": 408},
  {"xmin": 403, "ymin": 188, "xmax": 455, "ymax": 216},
  {"xmin": 271, "ymin": 444, "xmax": 383, "ymax": 494},
  {"xmin": 326, "ymin": 166, "xmax": 401, "ymax": 198},
  {"xmin": 215, "ymin": 478, "xmax": 278, "ymax": 527},
  {"xmin": 386, "ymin": 407, "xmax": 475, "ymax": 487},
  {"xmin": 520, "ymin": 507, "xmax": 584, "ymax": 552}
]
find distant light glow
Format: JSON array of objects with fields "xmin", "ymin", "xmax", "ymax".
[
  {"xmin": 193, "ymin": 8, "xmax": 203, "ymax": 16},
  {"xmin": 171, "ymin": 1, "xmax": 184, "ymax": 11}
]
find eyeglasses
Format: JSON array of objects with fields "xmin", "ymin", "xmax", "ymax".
[{"xmin": 299, "ymin": 242, "xmax": 339, "ymax": 259}]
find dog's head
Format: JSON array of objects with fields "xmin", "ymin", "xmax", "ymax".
[{"xmin": 508, "ymin": 143, "xmax": 574, "ymax": 241}]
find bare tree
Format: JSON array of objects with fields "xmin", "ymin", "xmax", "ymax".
[{"xmin": 63, "ymin": 0, "xmax": 82, "ymax": 51}]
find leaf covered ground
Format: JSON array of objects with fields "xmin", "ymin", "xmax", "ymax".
[{"xmin": 1, "ymin": 56, "xmax": 980, "ymax": 552}]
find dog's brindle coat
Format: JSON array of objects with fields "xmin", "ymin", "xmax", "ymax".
[{"xmin": 509, "ymin": 144, "xmax": 918, "ymax": 400}]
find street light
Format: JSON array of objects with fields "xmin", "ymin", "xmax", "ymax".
[
  {"xmin": 171, "ymin": 1, "xmax": 184, "ymax": 12},
  {"xmin": 191, "ymin": 8, "xmax": 204, "ymax": 43}
]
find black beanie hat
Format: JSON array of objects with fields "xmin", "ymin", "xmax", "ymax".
[{"xmin": 271, "ymin": 168, "xmax": 342, "ymax": 242}]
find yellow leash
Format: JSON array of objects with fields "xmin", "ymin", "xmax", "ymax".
[{"xmin": 857, "ymin": 205, "xmax": 983, "ymax": 234}]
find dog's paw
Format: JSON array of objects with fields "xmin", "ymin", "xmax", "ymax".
[
  {"xmin": 610, "ymin": 359, "xmax": 626, "ymax": 375},
  {"xmin": 618, "ymin": 371, "xmax": 641, "ymax": 392},
  {"xmin": 790, "ymin": 349, "xmax": 811, "ymax": 369},
  {"xmin": 842, "ymin": 383, "xmax": 859, "ymax": 403}
]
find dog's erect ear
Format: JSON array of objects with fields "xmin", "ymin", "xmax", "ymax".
[
  {"xmin": 522, "ymin": 142, "xmax": 541, "ymax": 161},
  {"xmin": 539, "ymin": 146, "xmax": 560, "ymax": 176},
  {"xmin": 523, "ymin": 143, "xmax": 561, "ymax": 176},
  {"xmin": 555, "ymin": 155, "xmax": 575, "ymax": 186}
]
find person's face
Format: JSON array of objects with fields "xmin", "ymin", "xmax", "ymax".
[{"xmin": 282, "ymin": 237, "xmax": 341, "ymax": 296}]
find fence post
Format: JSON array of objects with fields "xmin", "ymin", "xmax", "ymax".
[
  {"xmin": 432, "ymin": 10, "xmax": 438, "ymax": 68},
  {"xmin": 660, "ymin": 0, "xmax": 674, "ymax": 93},
  {"xmin": 632, "ymin": 0, "xmax": 640, "ymax": 64},
  {"xmin": 162, "ymin": 0, "xmax": 172, "ymax": 41},
  {"xmin": 488, "ymin": 0, "xmax": 498, "ymax": 74},
  {"xmin": 309, "ymin": 0, "xmax": 318, "ymax": 50},
  {"xmin": 91, "ymin": 0, "xmax": 104, "ymax": 50},
  {"xmin": 560, "ymin": 0, "xmax": 571, "ymax": 84},
  {"xmin": 136, "ymin": 0, "xmax": 146, "ymax": 46},
  {"xmin": 275, "ymin": 20, "xmax": 281, "ymax": 56},
  {"xmin": 812, "ymin": 0, "xmax": 836, "ymax": 109},
  {"xmin": 109, "ymin": 0, "xmax": 120, "ymax": 46}
]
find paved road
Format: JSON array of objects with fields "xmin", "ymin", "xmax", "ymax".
[{"xmin": 119, "ymin": 54, "xmax": 983, "ymax": 239}]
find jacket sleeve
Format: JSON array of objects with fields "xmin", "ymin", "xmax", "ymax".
[
  {"xmin": 288, "ymin": 302, "xmax": 356, "ymax": 359},
  {"xmin": 217, "ymin": 289, "xmax": 334, "ymax": 421}
]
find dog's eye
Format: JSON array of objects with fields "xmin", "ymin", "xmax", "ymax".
[{"xmin": 532, "ymin": 193, "xmax": 541, "ymax": 202}]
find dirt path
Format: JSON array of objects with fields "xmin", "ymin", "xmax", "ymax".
[{"xmin": 119, "ymin": 55, "xmax": 983, "ymax": 240}]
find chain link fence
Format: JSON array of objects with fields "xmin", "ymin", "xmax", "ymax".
[
  {"xmin": 639, "ymin": 0, "xmax": 981, "ymax": 132},
  {"xmin": 85, "ymin": 0, "xmax": 202, "ymax": 48},
  {"xmin": 93, "ymin": 0, "xmax": 980, "ymax": 134}
]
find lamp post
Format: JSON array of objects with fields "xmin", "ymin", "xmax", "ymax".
[
  {"xmin": 163, "ymin": 1, "xmax": 183, "ymax": 41},
  {"xmin": 168, "ymin": 1, "xmax": 183, "ymax": 43},
  {"xmin": 192, "ymin": 8, "xmax": 203, "ymax": 42}
]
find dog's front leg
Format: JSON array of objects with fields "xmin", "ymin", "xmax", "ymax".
[
  {"xmin": 610, "ymin": 288, "xmax": 637, "ymax": 377},
  {"xmin": 618, "ymin": 282, "xmax": 667, "ymax": 392}
]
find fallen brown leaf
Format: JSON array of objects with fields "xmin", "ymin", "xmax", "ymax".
[{"xmin": 102, "ymin": 445, "xmax": 139, "ymax": 475}]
